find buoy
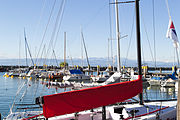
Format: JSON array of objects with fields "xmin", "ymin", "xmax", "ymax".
[
  {"xmin": 30, "ymin": 77, "xmax": 32, "ymax": 80},
  {"xmin": 11, "ymin": 75, "xmax": 14, "ymax": 78},
  {"xmin": 6, "ymin": 75, "xmax": 9, "ymax": 78},
  {"xmin": 3, "ymin": 75, "xmax": 5, "ymax": 77},
  {"xmin": 23, "ymin": 77, "xmax": 25, "ymax": 79}
]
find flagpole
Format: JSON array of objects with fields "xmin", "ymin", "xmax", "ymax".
[
  {"xmin": 165, "ymin": 0, "xmax": 179, "ymax": 67},
  {"xmin": 165, "ymin": 0, "xmax": 171, "ymax": 19},
  {"xmin": 175, "ymin": 45, "xmax": 180, "ymax": 67}
]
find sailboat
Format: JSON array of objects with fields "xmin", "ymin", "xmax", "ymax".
[
  {"xmin": 4, "ymin": 0, "xmax": 177, "ymax": 120},
  {"xmin": 32, "ymin": 0, "xmax": 175, "ymax": 119}
]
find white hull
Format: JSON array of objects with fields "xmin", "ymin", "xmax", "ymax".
[
  {"xmin": 148, "ymin": 79, "xmax": 161, "ymax": 86},
  {"xmin": 49, "ymin": 100, "xmax": 177, "ymax": 120},
  {"xmin": 161, "ymin": 80, "xmax": 176, "ymax": 87},
  {"xmin": 5, "ymin": 101, "xmax": 176, "ymax": 120},
  {"xmin": 4, "ymin": 111, "xmax": 43, "ymax": 120},
  {"xmin": 63, "ymin": 75, "xmax": 90, "ymax": 81}
]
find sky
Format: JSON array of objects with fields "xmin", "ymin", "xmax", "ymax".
[{"xmin": 0, "ymin": 0, "xmax": 179, "ymax": 65}]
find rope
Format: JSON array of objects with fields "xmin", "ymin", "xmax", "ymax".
[
  {"xmin": 142, "ymin": 15, "xmax": 155, "ymax": 63},
  {"xmin": 53, "ymin": 0, "xmax": 66, "ymax": 49},
  {"xmin": 22, "ymin": 113, "xmax": 43, "ymax": 120},
  {"xmin": 44, "ymin": 0, "xmax": 65, "ymax": 64},
  {"xmin": 32, "ymin": 0, "xmax": 47, "ymax": 48},
  {"xmin": 124, "ymin": 11, "xmax": 135, "ymax": 67},
  {"xmin": 152, "ymin": 0, "xmax": 156, "ymax": 68},
  {"xmin": 109, "ymin": 0, "xmax": 113, "ymax": 66},
  {"xmin": 35, "ymin": 0, "xmax": 57, "ymax": 65}
]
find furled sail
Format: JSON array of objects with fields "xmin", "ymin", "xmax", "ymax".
[{"xmin": 41, "ymin": 75, "xmax": 142, "ymax": 118}]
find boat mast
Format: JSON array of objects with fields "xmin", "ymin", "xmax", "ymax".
[
  {"xmin": 24, "ymin": 28, "xmax": 35, "ymax": 67},
  {"xmin": 115, "ymin": 0, "xmax": 121, "ymax": 72},
  {"xmin": 81, "ymin": 30, "xmax": 90, "ymax": 70},
  {"xmin": 135, "ymin": 0, "xmax": 143, "ymax": 105},
  {"xmin": 64, "ymin": 32, "xmax": 66, "ymax": 70}
]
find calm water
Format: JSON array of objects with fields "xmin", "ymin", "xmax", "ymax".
[
  {"xmin": 0, "ymin": 72, "xmax": 71, "ymax": 119},
  {"xmin": 0, "ymin": 72, "xmax": 177, "ymax": 119}
]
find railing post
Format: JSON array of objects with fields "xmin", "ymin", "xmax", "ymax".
[
  {"xmin": 177, "ymin": 71, "xmax": 180, "ymax": 120},
  {"xmin": 102, "ymin": 106, "xmax": 106, "ymax": 120}
]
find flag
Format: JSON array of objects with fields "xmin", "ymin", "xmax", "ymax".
[{"xmin": 166, "ymin": 19, "xmax": 179, "ymax": 48}]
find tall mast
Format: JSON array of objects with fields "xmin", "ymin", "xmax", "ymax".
[
  {"xmin": 19, "ymin": 37, "xmax": 21, "ymax": 68},
  {"xmin": 80, "ymin": 27, "xmax": 84, "ymax": 67},
  {"xmin": 115, "ymin": 0, "xmax": 121, "ymax": 72},
  {"xmin": 135, "ymin": 0, "xmax": 143, "ymax": 105},
  {"xmin": 81, "ymin": 30, "xmax": 90, "ymax": 69},
  {"xmin": 24, "ymin": 28, "xmax": 35, "ymax": 67},
  {"xmin": 64, "ymin": 32, "xmax": 66, "ymax": 70}
]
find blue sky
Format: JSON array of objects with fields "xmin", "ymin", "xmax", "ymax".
[{"xmin": 0, "ymin": 0, "xmax": 179, "ymax": 65}]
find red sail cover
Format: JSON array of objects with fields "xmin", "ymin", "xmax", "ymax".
[{"xmin": 43, "ymin": 75, "xmax": 142, "ymax": 118}]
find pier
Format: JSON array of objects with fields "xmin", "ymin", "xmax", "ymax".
[{"xmin": 0, "ymin": 65, "xmax": 175, "ymax": 76}]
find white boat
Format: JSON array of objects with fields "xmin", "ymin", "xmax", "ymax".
[
  {"xmin": 161, "ymin": 78, "xmax": 176, "ymax": 87},
  {"xmin": 4, "ymin": 111, "xmax": 43, "ymax": 120},
  {"xmin": 91, "ymin": 74, "xmax": 109, "ymax": 83},
  {"xmin": 63, "ymin": 69, "xmax": 90, "ymax": 82},
  {"xmin": 148, "ymin": 77, "xmax": 162, "ymax": 86},
  {"xmin": 4, "ymin": 0, "xmax": 178, "ymax": 119},
  {"xmin": 26, "ymin": 69, "xmax": 46, "ymax": 78}
]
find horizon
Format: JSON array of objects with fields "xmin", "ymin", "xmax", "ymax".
[
  {"xmin": 0, "ymin": 0, "xmax": 179, "ymax": 65},
  {"xmin": 0, "ymin": 57, "xmax": 176, "ymax": 67}
]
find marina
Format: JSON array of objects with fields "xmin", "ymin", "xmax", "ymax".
[
  {"xmin": 0, "ymin": 65, "xmax": 178, "ymax": 119},
  {"xmin": 0, "ymin": 0, "xmax": 180, "ymax": 119}
]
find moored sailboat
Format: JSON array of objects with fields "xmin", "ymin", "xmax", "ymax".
[{"xmin": 4, "ymin": 0, "xmax": 178, "ymax": 119}]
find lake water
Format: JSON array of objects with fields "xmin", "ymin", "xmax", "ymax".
[{"xmin": 0, "ymin": 72, "xmax": 177, "ymax": 119}]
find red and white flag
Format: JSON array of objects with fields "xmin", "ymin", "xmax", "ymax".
[{"xmin": 166, "ymin": 19, "xmax": 179, "ymax": 48}]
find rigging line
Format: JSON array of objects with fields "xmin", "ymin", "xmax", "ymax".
[
  {"xmin": 152, "ymin": 0, "xmax": 156, "ymax": 68},
  {"xmin": 19, "ymin": 36, "xmax": 21, "ymax": 67},
  {"xmin": 50, "ymin": 51, "xmax": 55, "ymax": 66},
  {"xmin": 37, "ymin": 44, "xmax": 46, "ymax": 66},
  {"xmin": 10, "ymin": 81, "xmax": 26, "ymax": 113},
  {"xmin": 32, "ymin": 0, "xmax": 47, "ymax": 49},
  {"xmin": 25, "ymin": 34, "xmax": 28, "ymax": 66},
  {"xmin": 83, "ymin": 2, "xmax": 108, "ymax": 30},
  {"xmin": 35, "ymin": 0, "xmax": 57, "ymax": 64},
  {"xmin": 46, "ymin": 51, "xmax": 54, "ymax": 66},
  {"xmin": 43, "ymin": 45, "xmax": 48, "ymax": 66},
  {"xmin": 141, "ymin": 46, "xmax": 145, "ymax": 65},
  {"xmin": 81, "ymin": 26, "xmax": 84, "ymax": 67},
  {"xmin": 142, "ymin": 14, "xmax": 155, "ymax": 63},
  {"xmin": 108, "ymin": 0, "xmax": 113, "ymax": 66},
  {"xmin": 32, "ymin": 80, "xmax": 40, "ymax": 103},
  {"xmin": 109, "ymin": 0, "xmax": 114, "ymax": 66},
  {"xmin": 44, "ymin": 0, "xmax": 65, "ymax": 60},
  {"xmin": 53, "ymin": 49, "xmax": 59, "ymax": 66},
  {"xmin": 108, "ymin": 39, "xmax": 110, "ymax": 65},
  {"xmin": 39, "ymin": 44, "xmax": 46, "ymax": 66},
  {"xmin": 53, "ymin": 0, "xmax": 66, "ymax": 49},
  {"xmin": 124, "ymin": 11, "xmax": 135, "ymax": 67}
]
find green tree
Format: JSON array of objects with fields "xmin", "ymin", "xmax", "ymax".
[{"xmin": 60, "ymin": 62, "xmax": 68, "ymax": 68}]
